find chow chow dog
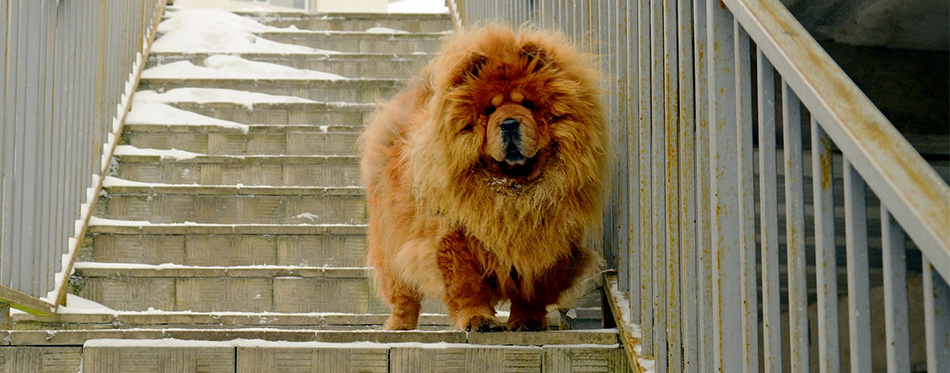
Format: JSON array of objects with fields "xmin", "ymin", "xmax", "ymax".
[{"xmin": 359, "ymin": 25, "xmax": 607, "ymax": 332}]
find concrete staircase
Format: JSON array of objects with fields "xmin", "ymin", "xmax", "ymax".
[{"xmin": 5, "ymin": 10, "xmax": 630, "ymax": 372}]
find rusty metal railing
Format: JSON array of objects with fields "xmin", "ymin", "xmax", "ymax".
[
  {"xmin": 0, "ymin": 0, "xmax": 165, "ymax": 319},
  {"xmin": 451, "ymin": 0, "xmax": 950, "ymax": 371}
]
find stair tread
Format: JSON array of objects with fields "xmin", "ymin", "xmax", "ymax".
[
  {"xmin": 101, "ymin": 178, "xmax": 364, "ymax": 195},
  {"xmin": 4, "ymin": 328, "xmax": 619, "ymax": 346},
  {"xmin": 86, "ymin": 221, "xmax": 366, "ymax": 235},
  {"xmin": 115, "ymin": 154, "xmax": 359, "ymax": 163},
  {"xmin": 123, "ymin": 123, "xmax": 362, "ymax": 132},
  {"xmin": 73, "ymin": 263, "xmax": 370, "ymax": 278}
]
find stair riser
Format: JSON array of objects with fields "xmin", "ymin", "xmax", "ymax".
[
  {"xmin": 147, "ymin": 54, "xmax": 431, "ymax": 79},
  {"xmin": 94, "ymin": 193, "xmax": 366, "ymax": 224},
  {"xmin": 140, "ymin": 79, "xmax": 404, "ymax": 104},
  {"xmin": 82, "ymin": 344, "xmax": 625, "ymax": 373},
  {"xmin": 254, "ymin": 17, "xmax": 452, "ymax": 33},
  {"xmin": 74, "ymin": 275, "xmax": 444, "ymax": 314},
  {"xmin": 81, "ymin": 233, "xmax": 366, "ymax": 267},
  {"xmin": 122, "ymin": 131, "xmax": 360, "ymax": 156},
  {"xmin": 115, "ymin": 161, "xmax": 361, "ymax": 186},
  {"xmin": 257, "ymin": 32, "xmax": 444, "ymax": 53},
  {"xmin": 165, "ymin": 102, "xmax": 373, "ymax": 125}
]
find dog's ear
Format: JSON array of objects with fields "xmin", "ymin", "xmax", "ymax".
[
  {"xmin": 450, "ymin": 52, "xmax": 488, "ymax": 87},
  {"xmin": 521, "ymin": 42, "xmax": 552, "ymax": 72}
]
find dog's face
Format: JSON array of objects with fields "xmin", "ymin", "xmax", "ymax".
[
  {"xmin": 413, "ymin": 25, "xmax": 604, "ymax": 209},
  {"xmin": 431, "ymin": 36, "xmax": 576, "ymax": 191}
]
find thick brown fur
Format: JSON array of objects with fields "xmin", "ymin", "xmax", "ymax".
[{"xmin": 359, "ymin": 25, "xmax": 608, "ymax": 332}]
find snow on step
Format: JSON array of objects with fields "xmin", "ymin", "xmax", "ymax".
[
  {"xmin": 141, "ymin": 55, "xmax": 348, "ymax": 80},
  {"xmin": 146, "ymin": 52, "xmax": 434, "ymax": 79},
  {"xmin": 139, "ymin": 76, "xmax": 405, "ymax": 104},
  {"xmin": 241, "ymin": 11, "xmax": 451, "ymax": 33},
  {"xmin": 153, "ymin": 8, "xmax": 339, "ymax": 54},
  {"xmin": 257, "ymin": 30, "xmax": 445, "ymax": 54}
]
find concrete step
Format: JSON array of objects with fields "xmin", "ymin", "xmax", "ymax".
[
  {"xmin": 157, "ymin": 101, "xmax": 374, "ymax": 125},
  {"xmin": 256, "ymin": 30, "xmax": 446, "ymax": 54},
  {"xmin": 235, "ymin": 12, "xmax": 453, "ymax": 33},
  {"xmin": 70, "ymin": 264, "xmax": 416, "ymax": 314},
  {"xmin": 93, "ymin": 182, "xmax": 366, "ymax": 225},
  {"xmin": 81, "ymin": 338, "xmax": 625, "ymax": 372},
  {"xmin": 122, "ymin": 123, "xmax": 361, "ymax": 156},
  {"xmin": 139, "ymin": 78, "xmax": 405, "ymax": 104},
  {"xmin": 147, "ymin": 52, "xmax": 433, "ymax": 79},
  {"xmin": 114, "ymin": 154, "xmax": 360, "ymax": 186},
  {"xmin": 12, "ymin": 311, "xmax": 451, "ymax": 331},
  {"xmin": 81, "ymin": 223, "xmax": 366, "ymax": 267},
  {"xmin": 5, "ymin": 328, "xmax": 620, "ymax": 346},
  {"xmin": 0, "ymin": 332, "xmax": 626, "ymax": 372}
]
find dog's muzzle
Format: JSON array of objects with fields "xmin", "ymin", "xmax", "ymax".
[{"xmin": 501, "ymin": 118, "xmax": 526, "ymax": 165}]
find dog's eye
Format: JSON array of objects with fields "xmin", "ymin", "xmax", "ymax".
[
  {"xmin": 460, "ymin": 123, "xmax": 474, "ymax": 133},
  {"xmin": 484, "ymin": 106, "xmax": 496, "ymax": 116},
  {"xmin": 522, "ymin": 100, "xmax": 534, "ymax": 110}
]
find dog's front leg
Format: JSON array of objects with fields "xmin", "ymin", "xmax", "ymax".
[{"xmin": 437, "ymin": 231, "xmax": 505, "ymax": 332}]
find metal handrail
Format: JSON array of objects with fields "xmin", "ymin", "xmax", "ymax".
[{"xmin": 0, "ymin": 0, "xmax": 166, "ymax": 317}]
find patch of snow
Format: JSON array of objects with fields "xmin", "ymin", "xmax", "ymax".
[
  {"xmin": 113, "ymin": 145, "xmax": 202, "ymax": 161},
  {"xmin": 87, "ymin": 216, "xmax": 153, "ymax": 227},
  {"xmin": 142, "ymin": 55, "xmax": 347, "ymax": 80},
  {"xmin": 364, "ymin": 26, "xmax": 409, "ymax": 34},
  {"xmin": 134, "ymin": 88, "xmax": 316, "ymax": 110},
  {"xmin": 153, "ymin": 9, "xmax": 337, "ymax": 54},
  {"xmin": 295, "ymin": 212, "xmax": 321, "ymax": 221},
  {"xmin": 58, "ymin": 294, "xmax": 115, "ymax": 314},
  {"xmin": 388, "ymin": 0, "xmax": 448, "ymax": 13},
  {"xmin": 126, "ymin": 101, "xmax": 250, "ymax": 133}
]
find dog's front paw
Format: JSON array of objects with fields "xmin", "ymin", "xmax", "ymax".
[
  {"xmin": 462, "ymin": 314, "xmax": 506, "ymax": 332},
  {"xmin": 507, "ymin": 316, "xmax": 547, "ymax": 332}
]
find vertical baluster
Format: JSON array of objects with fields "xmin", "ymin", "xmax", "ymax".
[
  {"xmin": 637, "ymin": 0, "xmax": 654, "ymax": 356},
  {"xmin": 923, "ymin": 258, "xmax": 950, "ymax": 372},
  {"xmin": 677, "ymin": 0, "xmax": 697, "ymax": 370},
  {"xmin": 734, "ymin": 22, "xmax": 757, "ymax": 373},
  {"xmin": 615, "ymin": 0, "xmax": 629, "ymax": 295},
  {"xmin": 0, "ymin": 0, "xmax": 13, "ymax": 291},
  {"xmin": 756, "ymin": 50, "xmax": 782, "ymax": 373},
  {"xmin": 650, "ymin": 0, "xmax": 668, "ymax": 364},
  {"xmin": 626, "ymin": 0, "xmax": 642, "ymax": 321},
  {"xmin": 707, "ymin": 1, "xmax": 741, "ymax": 370},
  {"xmin": 811, "ymin": 118, "xmax": 840, "ymax": 372},
  {"xmin": 663, "ymin": 0, "xmax": 681, "ymax": 369},
  {"xmin": 782, "ymin": 80, "xmax": 808, "ymax": 372},
  {"xmin": 844, "ymin": 157, "xmax": 872, "ymax": 372},
  {"xmin": 881, "ymin": 207, "xmax": 910, "ymax": 372},
  {"xmin": 692, "ymin": 0, "xmax": 713, "ymax": 369},
  {"xmin": 637, "ymin": 0, "xmax": 654, "ymax": 357}
]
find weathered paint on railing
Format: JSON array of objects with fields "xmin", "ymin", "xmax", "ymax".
[
  {"xmin": 452, "ymin": 0, "xmax": 950, "ymax": 371},
  {"xmin": 0, "ymin": 0, "xmax": 165, "ymax": 315}
]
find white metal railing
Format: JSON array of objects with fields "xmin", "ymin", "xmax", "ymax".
[
  {"xmin": 0, "ymin": 0, "xmax": 165, "ymax": 317},
  {"xmin": 452, "ymin": 0, "xmax": 950, "ymax": 371}
]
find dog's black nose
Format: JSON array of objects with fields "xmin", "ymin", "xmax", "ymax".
[{"xmin": 501, "ymin": 119, "xmax": 520, "ymax": 143}]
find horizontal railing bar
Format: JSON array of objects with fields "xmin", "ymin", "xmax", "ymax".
[
  {"xmin": 724, "ymin": 0, "xmax": 950, "ymax": 278},
  {"xmin": 0, "ymin": 285, "xmax": 54, "ymax": 316}
]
